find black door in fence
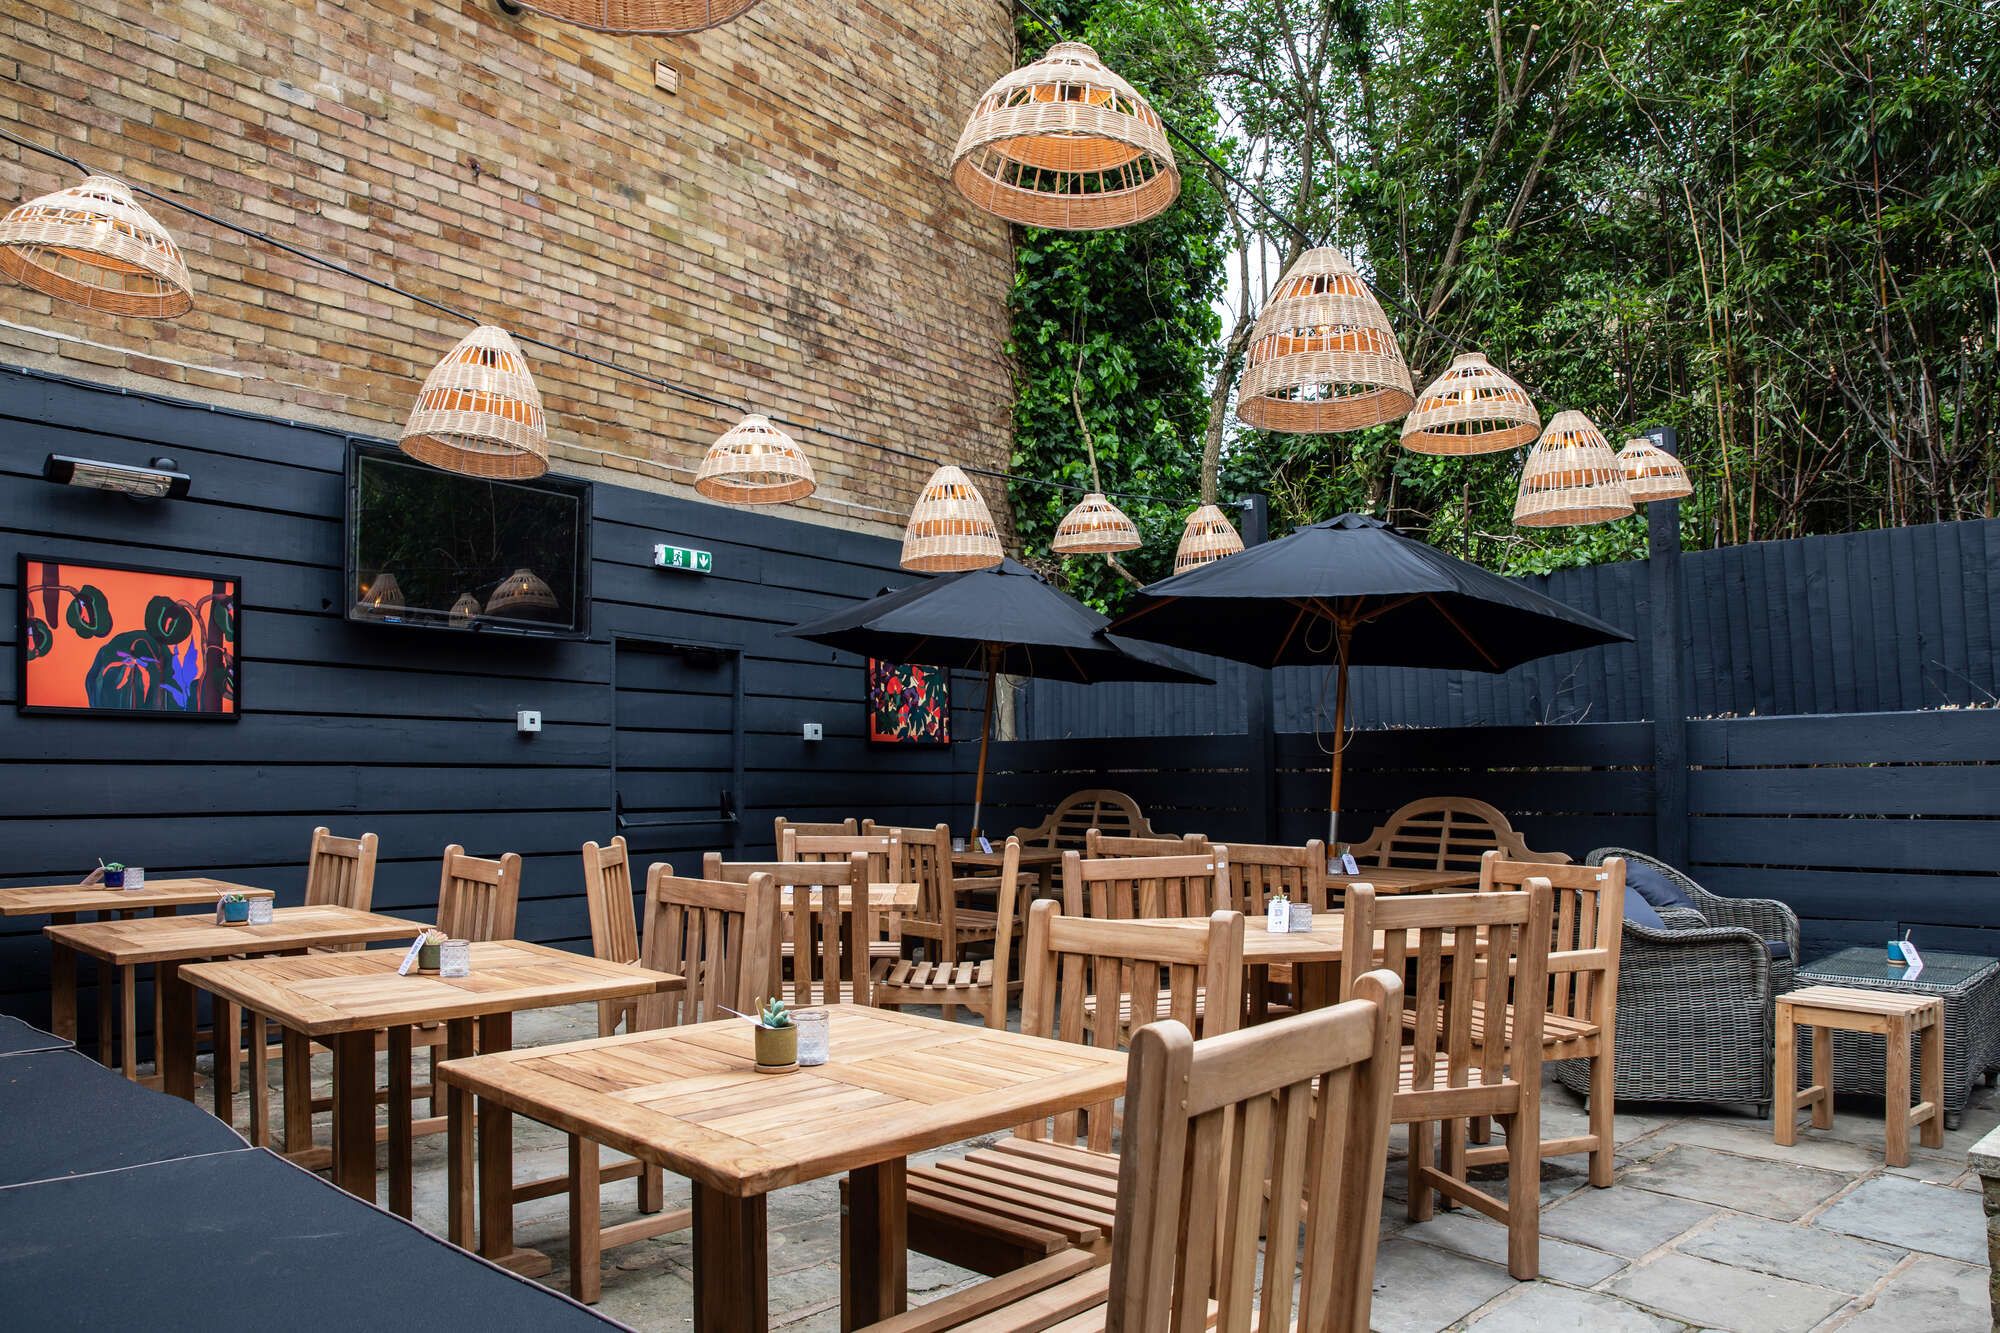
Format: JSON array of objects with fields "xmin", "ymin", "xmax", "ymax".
[{"xmin": 611, "ymin": 638, "xmax": 746, "ymax": 864}]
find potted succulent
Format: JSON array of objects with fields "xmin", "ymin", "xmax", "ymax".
[
  {"xmin": 753, "ymin": 998, "xmax": 797, "ymax": 1072},
  {"xmin": 418, "ymin": 929, "xmax": 447, "ymax": 973},
  {"xmin": 220, "ymin": 891, "xmax": 250, "ymax": 924},
  {"xmin": 102, "ymin": 861, "xmax": 127, "ymax": 890}
]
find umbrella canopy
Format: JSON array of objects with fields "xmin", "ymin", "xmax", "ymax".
[
  {"xmin": 1114, "ymin": 513, "xmax": 1632, "ymax": 844},
  {"xmin": 784, "ymin": 559, "xmax": 1211, "ymax": 831}
]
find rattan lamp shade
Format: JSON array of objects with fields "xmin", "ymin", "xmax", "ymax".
[
  {"xmin": 1617, "ymin": 437, "xmax": 1694, "ymax": 504},
  {"xmin": 1513, "ymin": 411, "xmax": 1635, "ymax": 527},
  {"xmin": 951, "ymin": 42, "xmax": 1179, "ymax": 231},
  {"xmin": 354, "ymin": 572, "xmax": 405, "ymax": 618},
  {"xmin": 1174, "ymin": 503, "xmax": 1244, "ymax": 575},
  {"xmin": 507, "ymin": 0, "xmax": 763, "ymax": 32},
  {"xmin": 695, "ymin": 414, "xmax": 815, "ymax": 505},
  {"xmin": 902, "ymin": 465, "xmax": 1004, "ymax": 572},
  {"xmin": 1237, "ymin": 248, "xmax": 1413, "ymax": 434},
  {"xmin": 399, "ymin": 325, "xmax": 550, "ymax": 480},
  {"xmin": 1400, "ymin": 352, "xmax": 1540, "ymax": 455},
  {"xmin": 449, "ymin": 592, "xmax": 482, "ymax": 626},
  {"xmin": 486, "ymin": 568, "xmax": 560, "ymax": 618},
  {"xmin": 1052, "ymin": 491, "xmax": 1141, "ymax": 554},
  {"xmin": 0, "ymin": 175, "xmax": 193, "ymax": 318}
]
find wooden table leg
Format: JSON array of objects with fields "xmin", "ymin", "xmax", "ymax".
[
  {"xmin": 1810, "ymin": 1023, "xmax": 1834, "ymax": 1129},
  {"xmin": 569, "ymin": 1135, "xmax": 603, "ymax": 1304},
  {"xmin": 95, "ymin": 956, "xmax": 114, "ymax": 1067},
  {"xmin": 693, "ymin": 1182, "xmax": 768, "ymax": 1332},
  {"xmin": 388, "ymin": 1025, "xmax": 414, "ymax": 1218},
  {"xmin": 120, "ymin": 965, "xmax": 138, "ymax": 1080},
  {"xmin": 1920, "ymin": 1007, "xmax": 1945, "ymax": 1150},
  {"xmin": 1884, "ymin": 1012, "xmax": 1912, "ymax": 1168},
  {"xmin": 474, "ymin": 1012, "xmax": 548, "ymax": 1275},
  {"xmin": 247, "ymin": 1012, "xmax": 270, "ymax": 1147},
  {"xmin": 282, "ymin": 1025, "xmax": 313, "ymax": 1156},
  {"xmin": 160, "ymin": 962, "xmax": 199, "ymax": 1101},
  {"xmin": 331, "ymin": 1029, "xmax": 378, "ymax": 1201},
  {"xmin": 446, "ymin": 1018, "xmax": 476, "ymax": 1250},
  {"xmin": 48, "ymin": 927, "xmax": 78, "ymax": 1041},
  {"xmin": 841, "ymin": 1158, "xmax": 908, "ymax": 1329},
  {"xmin": 1774, "ymin": 1005, "xmax": 1797, "ymax": 1146},
  {"xmin": 212, "ymin": 998, "xmax": 239, "ymax": 1127}
]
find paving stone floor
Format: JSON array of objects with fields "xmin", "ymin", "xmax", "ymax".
[{"xmin": 207, "ymin": 1002, "xmax": 1998, "ymax": 1332}]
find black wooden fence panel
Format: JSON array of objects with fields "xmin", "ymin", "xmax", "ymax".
[{"xmin": 1017, "ymin": 518, "xmax": 2000, "ymax": 737}]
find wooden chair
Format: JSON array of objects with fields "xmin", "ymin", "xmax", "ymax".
[
  {"xmin": 1343, "ymin": 880, "xmax": 1553, "ymax": 1279},
  {"xmin": 1081, "ymin": 828, "xmax": 1208, "ymax": 859},
  {"xmin": 1348, "ymin": 796, "xmax": 1570, "ymax": 874},
  {"xmin": 872, "ymin": 837, "xmax": 1020, "ymax": 1029},
  {"xmin": 566, "ymin": 867, "xmax": 778, "ymax": 1303},
  {"xmin": 772, "ymin": 815, "xmax": 856, "ymax": 851},
  {"xmin": 784, "ymin": 829, "xmax": 903, "ymax": 961},
  {"xmin": 1462, "ymin": 850, "xmax": 1625, "ymax": 1188},
  {"xmin": 437, "ymin": 844, "xmax": 522, "ymax": 940},
  {"xmin": 1061, "ymin": 848, "xmax": 1228, "ymax": 920},
  {"xmin": 582, "ymin": 837, "xmax": 641, "ymax": 1037},
  {"xmin": 775, "ymin": 853, "xmax": 873, "ymax": 1009},
  {"xmin": 901, "ymin": 901, "xmax": 1245, "ymax": 1275},
  {"xmin": 867, "ymin": 823, "xmax": 1007, "ymax": 1016},
  {"xmin": 706, "ymin": 851, "xmax": 875, "ymax": 1007},
  {"xmin": 866, "ymin": 974, "xmax": 1404, "ymax": 1333},
  {"xmin": 1011, "ymin": 789, "xmax": 1156, "ymax": 851},
  {"xmin": 1220, "ymin": 839, "xmax": 1327, "ymax": 1019}
]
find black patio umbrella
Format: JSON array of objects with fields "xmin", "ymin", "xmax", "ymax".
[
  {"xmin": 1113, "ymin": 513, "xmax": 1633, "ymax": 847},
  {"xmin": 783, "ymin": 559, "xmax": 1212, "ymax": 834}
]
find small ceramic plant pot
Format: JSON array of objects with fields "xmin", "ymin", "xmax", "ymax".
[
  {"xmin": 418, "ymin": 942, "xmax": 442, "ymax": 973},
  {"xmin": 104, "ymin": 868, "xmax": 126, "ymax": 889},
  {"xmin": 222, "ymin": 899, "xmax": 250, "ymax": 924},
  {"xmin": 753, "ymin": 1023, "xmax": 798, "ymax": 1072}
]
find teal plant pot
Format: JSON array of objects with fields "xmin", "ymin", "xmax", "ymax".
[{"xmin": 222, "ymin": 900, "xmax": 249, "ymax": 923}]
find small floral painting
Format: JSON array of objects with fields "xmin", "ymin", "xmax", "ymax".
[
  {"xmin": 19, "ymin": 557, "xmax": 240, "ymax": 719},
  {"xmin": 866, "ymin": 658, "xmax": 949, "ymax": 745}
]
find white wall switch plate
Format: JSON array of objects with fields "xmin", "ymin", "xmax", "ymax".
[
  {"xmin": 517, "ymin": 710, "xmax": 542, "ymax": 734},
  {"xmin": 802, "ymin": 722, "xmax": 823, "ymax": 741}
]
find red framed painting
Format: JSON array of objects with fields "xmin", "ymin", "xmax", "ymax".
[
  {"xmin": 866, "ymin": 658, "xmax": 950, "ymax": 745},
  {"xmin": 19, "ymin": 556, "xmax": 241, "ymax": 719}
]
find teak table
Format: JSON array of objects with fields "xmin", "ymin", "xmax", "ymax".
[
  {"xmin": 437, "ymin": 1004, "xmax": 1129, "ymax": 1329},
  {"xmin": 43, "ymin": 904, "xmax": 412, "ymax": 1095},
  {"xmin": 1326, "ymin": 865, "xmax": 1479, "ymax": 896},
  {"xmin": 1776, "ymin": 984, "xmax": 1945, "ymax": 1167},
  {"xmin": 181, "ymin": 941, "xmax": 682, "ymax": 1246}
]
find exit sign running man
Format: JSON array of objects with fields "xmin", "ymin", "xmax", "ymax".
[{"xmin": 653, "ymin": 542, "xmax": 714, "ymax": 574}]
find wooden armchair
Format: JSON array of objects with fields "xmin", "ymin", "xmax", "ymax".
[
  {"xmin": 866, "ymin": 823, "xmax": 1007, "ymax": 1018},
  {"xmin": 866, "ymin": 974, "xmax": 1402, "ymax": 1333},
  {"xmin": 1011, "ymin": 789, "xmax": 1156, "ymax": 851},
  {"xmin": 872, "ymin": 838, "xmax": 1021, "ymax": 1029},
  {"xmin": 901, "ymin": 901, "xmax": 1245, "ymax": 1275},
  {"xmin": 1348, "ymin": 796, "xmax": 1570, "ymax": 874}
]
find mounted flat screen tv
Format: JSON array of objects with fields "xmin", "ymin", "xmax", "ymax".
[{"xmin": 344, "ymin": 442, "xmax": 590, "ymax": 638}]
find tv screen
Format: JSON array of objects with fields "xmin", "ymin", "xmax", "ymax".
[{"xmin": 344, "ymin": 443, "xmax": 590, "ymax": 637}]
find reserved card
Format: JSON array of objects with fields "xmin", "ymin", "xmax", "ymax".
[
  {"xmin": 1901, "ymin": 941, "xmax": 1925, "ymax": 980},
  {"xmin": 396, "ymin": 935, "xmax": 427, "ymax": 977},
  {"xmin": 1340, "ymin": 852, "xmax": 1359, "ymax": 876},
  {"xmin": 977, "ymin": 835, "xmax": 993, "ymax": 854}
]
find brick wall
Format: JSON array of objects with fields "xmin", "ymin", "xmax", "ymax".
[{"xmin": 0, "ymin": 0, "xmax": 1018, "ymax": 535}]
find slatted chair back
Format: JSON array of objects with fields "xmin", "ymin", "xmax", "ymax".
[
  {"xmin": 771, "ymin": 816, "xmax": 856, "ymax": 852},
  {"xmin": 1348, "ymin": 796, "xmax": 1570, "ymax": 875},
  {"xmin": 1340, "ymin": 882, "xmax": 1553, "ymax": 1103},
  {"xmin": 1480, "ymin": 850, "xmax": 1624, "ymax": 1032},
  {"xmin": 1015, "ymin": 900, "xmax": 1244, "ymax": 1152},
  {"xmin": 435, "ymin": 844, "xmax": 521, "ymax": 941},
  {"xmin": 784, "ymin": 830, "xmax": 898, "ymax": 885},
  {"xmin": 1061, "ymin": 848, "xmax": 1229, "ymax": 921},
  {"xmin": 1109, "ymin": 975, "xmax": 1402, "ymax": 1333},
  {"xmin": 861, "ymin": 822, "xmax": 958, "ymax": 944},
  {"xmin": 303, "ymin": 827, "xmax": 380, "ymax": 955},
  {"xmin": 1217, "ymin": 838, "xmax": 1327, "ymax": 915},
  {"xmin": 703, "ymin": 853, "xmax": 861, "ymax": 892},
  {"xmin": 1083, "ymin": 828, "xmax": 1209, "ymax": 859},
  {"xmin": 580, "ymin": 837, "xmax": 639, "ymax": 968},
  {"xmin": 1012, "ymin": 788, "xmax": 1157, "ymax": 850},
  {"xmin": 636, "ymin": 864, "xmax": 777, "ymax": 1029},
  {"xmin": 775, "ymin": 851, "xmax": 873, "ymax": 1008},
  {"xmin": 702, "ymin": 852, "xmax": 872, "ymax": 1001}
]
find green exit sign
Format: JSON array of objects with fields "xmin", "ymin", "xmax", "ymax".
[{"xmin": 653, "ymin": 542, "xmax": 714, "ymax": 574}]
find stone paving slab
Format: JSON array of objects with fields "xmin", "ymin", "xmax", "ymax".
[
  {"xmin": 1674, "ymin": 1213, "xmax": 1904, "ymax": 1294},
  {"xmin": 1367, "ymin": 1236, "xmax": 1520, "ymax": 1333},
  {"xmin": 1465, "ymin": 1282, "xmax": 1688, "ymax": 1332},
  {"xmin": 1813, "ymin": 1174, "xmax": 1989, "ymax": 1265},
  {"xmin": 1539, "ymin": 1178, "xmax": 1719, "ymax": 1257},
  {"xmin": 1604, "ymin": 1251, "xmax": 1849, "ymax": 1332},
  {"xmin": 1400, "ymin": 1210, "xmax": 1626, "ymax": 1287},
  {"xmin": 1828, "ymin": 1255, "xmax": 1992, "ymax": 1332},
  {"xmin": 1620, "ymin": 1144, "xmax": 1855, "ymax": 1220}
]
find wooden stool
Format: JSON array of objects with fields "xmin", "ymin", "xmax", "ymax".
[{"xmin": 1776, "ymin": 985, "xmax": 1944, "ymax": 1167}]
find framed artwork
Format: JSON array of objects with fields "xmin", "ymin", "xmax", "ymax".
[
  {"xmin": 18, "ymin": 556, "xmax": 241, "ymax": 719},
  {"xmin": 866, "ymin": 658, "xmax": 950, "ymax": 745}
]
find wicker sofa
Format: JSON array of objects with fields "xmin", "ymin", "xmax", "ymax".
[{"xmin": 1557, "ymin": 848, "xmax": 1801, "ymax": 1116}]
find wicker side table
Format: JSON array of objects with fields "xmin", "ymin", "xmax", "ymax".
[{"xmin": 1790, "ymin": 947, "xmax": 2000, "ymax": 1130}]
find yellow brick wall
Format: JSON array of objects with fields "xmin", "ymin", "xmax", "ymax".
[{"xmin": 0, "ymin": 0, "xmax": 1019, "ymax": 535}]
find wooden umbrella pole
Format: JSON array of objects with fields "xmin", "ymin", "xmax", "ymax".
[
  {"xmin": 1327, "ymin": 619, "xmax": 1354, "ymax": 851},
  {"xmin": 971, "ymin": 648, "xmax": 996, "ymax": 839}
]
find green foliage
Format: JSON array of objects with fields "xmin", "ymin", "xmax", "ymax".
[
  {"xmin": 759, "ymin": 997, "xmax": 792, "ymax": 1029},
  {"xmin": 1004, "ymin": 0, "xmax": 1232, "ymax": 611}
]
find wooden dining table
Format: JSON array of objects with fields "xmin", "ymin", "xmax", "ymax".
[
  {"xmin": 437, "ymin": 1003, "xmax": 1128, "ymax": 1328},
  {"xmin": 42, "ymin": 903, "xmax": 412, "ymax": 1094},
  {"xmin": 179, "ymin": 940, "xmax": 682, "ymax": 1253},
  {"xmin": 1326, "ymin": 865, "xmax": 1480, "ymax": 895}
]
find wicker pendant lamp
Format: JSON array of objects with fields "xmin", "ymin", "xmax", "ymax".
[
  {"xmin": 1616, "ymin": 437, "xmax": 1694, "ymax": 504},
  {"xmin": 354, "ymin": 572, "xmax": 405, "ymax": 618},
  {"xmin": 0, "ymin": 174, "xmax": 193, "ymax": 318},
  {"xmin": 449, "ymin": 592, "xmax": 482, "ymax": 626},
  {"xmin": 951, "ymin": 42, "xmax": 1179, "ymax": 231},
  {"xmin": 400, "ymin": 325, "xmax": 549, "ymax": 480},
  {"xmin": 1052, "ymin": 491, "xmax": 1141, "ymax": 554},
  {"xmin": 1173, "ymin": 503, "xmax": 1244, "ymax": 575},
  {"xmin": 694, "ymin": 413, "xmax": 815, "ymax": 505},
  {"xmin": 486, "ymin": 567, "xmax": 560, "ymax": 618},
  {"xmin": 1513, "ymin": 411, "xmax": 1635, "ymax": 527},
  {"xmin": 505, "ymin": 0, "xmax": 763, "ymax": 33},
  {"xmin": 1237, "ymin": 248, "xmax": 1413, "ymax": 433},
  {"xmin": 1400, "ymin": 352, "xmax": 1540, "ymax": 455},
  {"xmin": 902, "ymin": 465, "xmax": 1004, "ymax": 572}
]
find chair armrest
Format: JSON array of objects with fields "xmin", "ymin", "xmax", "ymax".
[
  {"xmin": 1622, "ymin": 920, "xmax": 1774, "ymax": 1002},
  {"xmin": 1686, "ymin": 885, "xmax": 1800, "ymax": 956},
  {"xmin": 950, "ymin": 875, "xmax": 1007, "ymax": 895}
]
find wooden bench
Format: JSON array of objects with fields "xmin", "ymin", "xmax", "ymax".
[
  {"xmin": 1777, "ymin": 985, "xmax": 1943, "ymax": 1167},
  {"xmin": 1348, "ymin": 796, "xmax": 1569, "ymax": 875},
  {"xmin": 1011, "ymin": 789, "xmax": 1156, "ymax": 851}
]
